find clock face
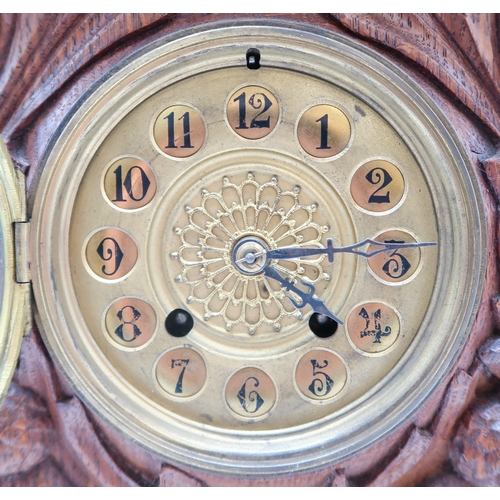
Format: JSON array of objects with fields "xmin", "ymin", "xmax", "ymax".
[{"xmin": 30, "ymin": 23, "xmax": 485, "ymax": 475}]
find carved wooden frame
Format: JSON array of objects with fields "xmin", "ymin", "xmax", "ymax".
[{"xmin": 0, "ymin": 14, "xmax": 499, "ymax": 486}]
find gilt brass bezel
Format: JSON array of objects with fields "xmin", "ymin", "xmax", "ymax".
[
  {"xmin": 30, "ymin": 21, "xmax": 486, "ymax": 476},
  {"xmin": 0, "ymin": 138, "xmax": 29, "ymax": 405}
]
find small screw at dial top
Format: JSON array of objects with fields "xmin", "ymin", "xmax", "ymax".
[{"xmin": 246, "ymin": 48, "xmax": 261, "ymax": 69}]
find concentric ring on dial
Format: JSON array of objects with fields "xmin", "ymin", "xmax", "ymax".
[{"xmin": 149, "ymin": 148, "xmax": 357, "ymax": 349}]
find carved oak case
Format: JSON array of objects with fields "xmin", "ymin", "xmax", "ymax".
[{"xmin": 0, "ymin": 14, "xmax": 499, "ymax": 487}]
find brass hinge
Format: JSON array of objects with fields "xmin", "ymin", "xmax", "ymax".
[
  {"xmin": 12, "ymin": 167, "xmax": 32, "ymax": 336},
  {"xmin": 12, "ymin": 166, "xmax": 30, "ymax": 284}
]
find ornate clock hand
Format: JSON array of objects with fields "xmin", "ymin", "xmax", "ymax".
[
  {"xmin": 235, "ymin": 237, "xmax": 437, "ymax": 325},
  {"xmin": 262, "ymin": 264, "xmax": 343, "ymax": 325},
  {"xmin": 265, "ymin": 238, "xmax": 437, "ymax": 263}
]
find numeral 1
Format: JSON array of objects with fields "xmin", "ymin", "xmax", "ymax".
[
  {"xmin": 233, "ymin": 91, "xmax": 247, "ymax": 129},
  {"xmin": 315, "ymin": 114, "xmax": 331, "ymax": 150},
  {"xmin": 297, "ymin": 104, "xmax": 350, "ymax": 158}
]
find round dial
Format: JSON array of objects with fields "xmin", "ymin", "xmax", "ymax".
[{"xmin": 31, "ymin": 23, "xmax": 485, "ymax": 476}]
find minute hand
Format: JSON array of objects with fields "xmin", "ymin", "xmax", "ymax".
[{"xmin": 266, "ymin": 238, "xmax": 437, "ymax": 263}]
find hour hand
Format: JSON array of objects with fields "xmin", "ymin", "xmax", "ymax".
[
  {"xmin": 263, "ymin": 264, "xmax": 343, "ymax": 325},
  {"xmin": 266, "ymin": 238, "xmax": 437, "ymax": 263}
]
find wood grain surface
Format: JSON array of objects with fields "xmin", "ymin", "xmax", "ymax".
[{"xmin": 0, "ymin": 13, "xmax": 499, "ymax": 486}]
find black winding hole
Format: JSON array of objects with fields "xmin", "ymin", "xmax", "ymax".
[
  {"xmin": 165, "ymin": 309, "xmax": 193, "ymax": 337},
  {"xmin": 309, "ymin": 313, "xmax": 338, "ymax": 339},
  {"xmin": 246, "ymin": 48, "xmax": 261, "ymax": 69}
]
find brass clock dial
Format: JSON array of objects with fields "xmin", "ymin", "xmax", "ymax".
[{"xmin": 27, "ymin": 22, "xmax": 485, "ymax": 476}]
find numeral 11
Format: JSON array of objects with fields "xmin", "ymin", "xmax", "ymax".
[{"xmin": 165, "ymin": 111, "xmax": 194, "ymax": 149}]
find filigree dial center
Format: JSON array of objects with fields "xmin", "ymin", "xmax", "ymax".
[
  {"xmin": 232, "ymin": 236, "xmax": 268, "ymax": 275},
  {"xmin": 170, "ymin": 172, "xmax": 333, "ymax": 335}
]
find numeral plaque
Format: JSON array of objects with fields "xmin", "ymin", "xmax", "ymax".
[
  {"xmin": 297, "ymin": 104, "xmax": 351, "ymax": 158},
  {"xmin": 226, "ymin": 85, "xmax": 280, "ymax": 139},
  {"xmin": 367, "ymin": 230, "xmax": 422, "ymax": 284},
  {"xmin": 350, "ymin": 159, "xmax": 405, "ymax": 213},
  {"xmin": 104, "ymin": 297, "xmax": 157, "ymax": 348},
  {"xmin": 156, "ymin": 348, "xmax": 207, "ymax": 398},
  {"xmin": 153, "ymin": 104, "xmax": 206, "ymax": 158},
  {"xmin": 295, "ymin": 349, "xmax": 348, "ymax": 401},
  {"xmin": 85, "ymin": 228, "xmax": 138, "ymax": 281},
  {"xmin": 347, "ymin": 302, "xmax": 400, "ymax": 354},
  {"xmin": 103, "ymin": 157, "xmax": 157, "ymax": 210},
  {"xmin": 225, "ymin": 367, "xmax": 276, "ymax": 419}
]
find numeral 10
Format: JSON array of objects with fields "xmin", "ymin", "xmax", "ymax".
[{"xmin": 103, "ymin": 157, "xmax": 156, "ymax": 210}]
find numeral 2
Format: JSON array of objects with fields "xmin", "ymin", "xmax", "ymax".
[{"xmin": 366, "ymin": 167, "xmax": 393, "ymax": 204}]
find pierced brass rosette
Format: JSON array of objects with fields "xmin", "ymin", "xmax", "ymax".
[{"xmin": 171, "ymin": 173, "xmax": 331, "ymax": 334}]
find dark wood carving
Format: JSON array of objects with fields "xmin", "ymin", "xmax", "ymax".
[{"xmin": 0, "ymin": 13, "xmax": 499, "ymax": 486}]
